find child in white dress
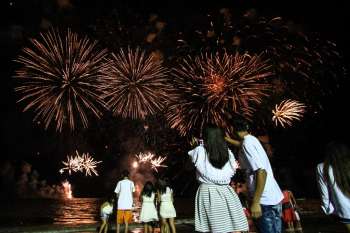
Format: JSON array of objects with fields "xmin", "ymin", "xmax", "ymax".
[
  {"xmin": 140, "ymin": 181, "xmax": 158, "ymax": 233},
  {"xmin": 157, "ymin": 178, "xmax": 177, "ymax": 233}
]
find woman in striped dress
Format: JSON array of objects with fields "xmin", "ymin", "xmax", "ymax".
[{"xmin": 188, "ymin": 125, "xmax": 249, "ymax": 233}]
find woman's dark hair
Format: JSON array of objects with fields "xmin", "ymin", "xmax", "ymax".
[
  {"xmin": 203, "ymin": 125, "xmax": 229, "ymax": 169},
  {"xmin": 141, "ymin": 181, "xmax": 154, "ymax": 197},
  {"xmin": 323, "ymin": 141, "xmax": 350, "ymax": 197},
  {"xmin": 156, "ymin": 178, "xmax": 168, "ymax": 194}
]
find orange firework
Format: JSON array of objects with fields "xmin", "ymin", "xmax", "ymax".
[
  {"xmin": 100, "ymin": 47, "xmax": 169, "ymax": 119},
  {"xmin": 272, "ymin": 99, "xmax": 306, "ymax": 127},
  {"xmin": 14, "ymin": 28, "xmax": 108, "ymax": 131},
  {"xmin": 166, "ymin": 52, "xmax": 272, "ymax": 136}
]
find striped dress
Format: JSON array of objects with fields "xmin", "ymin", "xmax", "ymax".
[{"xmin": 189, "ymin": 146, "xmax": 249, "ymax": 233}]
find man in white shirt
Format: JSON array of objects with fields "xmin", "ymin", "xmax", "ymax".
[
  {"xmin": 226, "ymin": 118, "xmax": 284, "ymax": 233},
  {"xmin": 114, "ymin": 170, "xmax": 135, "ymax": 233}
]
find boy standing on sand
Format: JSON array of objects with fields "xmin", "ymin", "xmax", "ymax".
[{"xmin": 115, "ymin": 170, "xmax": 135, "ymax": 233}]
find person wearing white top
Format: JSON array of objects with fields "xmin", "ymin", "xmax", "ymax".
[
  {"xmin": 156, "ymin": 178, "xmax": 177, "ymax": 233},
  {"xmin": 226, "ymin": 118, "xmax": 283, "ymax": 233},
  {"xmin": 316, "ymin": 142, "xmax": 350, "ymax": 232},
  {"xmin": 98, "ymin": 196, "xmax": 115, "ymax": 233},
  {"xmin": 139, "ymin": 181, "xmax": 158, "ymax": 233},
  {"xmin": 188, "ymin": 125, "xmax": 249, "ymax": 233},
  {"xmin": 114, "ymin": 170, "xmax": 135, "ymax": 233}
]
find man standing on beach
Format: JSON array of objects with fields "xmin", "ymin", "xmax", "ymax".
[
  {"xmin": 115, "ymin": 170, "xmax": 135, "ymax": 233},
  {"xmin": 225, "ymin": 118, "xmax": 284, "ymax": 233}
]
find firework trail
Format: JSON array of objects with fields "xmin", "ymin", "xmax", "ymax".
[
  {"xmin": 60, "ymin": 151, "xmax": 102, "ymax": 176},
  {"xmin": 99, "ymin": 47, "xmax": 169, "ymax": 119},
  {"xmin": 14, "ymin": 28, "xmax": 108, "ymax": 131},
  {"xmin": 272, "ymin": 99, "xmax": 306, "ymax": 127},
  {"xmin": 166, "ymin": 52, "xmax": 272, "ymax": 136}
]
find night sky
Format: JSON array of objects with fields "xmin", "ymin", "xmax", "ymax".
[{"xmin": 0, "ymin": 0, "xmax": 349, "ymax": 198}]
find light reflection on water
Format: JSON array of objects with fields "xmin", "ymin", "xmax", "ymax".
[
  {"xmin": 0, "ymin": 198, "xmax": 144, "ymax": 227},
  {"xmin": 53, "ymin": 198, "xmax": 99, "ymax": 225},
  {"xmin": 0, "ymin": 197, "xmax": 194, "ymax": 227},
  {"xmin": 0, "ymin": 198, "xmax": 100, "ymax": 226}
]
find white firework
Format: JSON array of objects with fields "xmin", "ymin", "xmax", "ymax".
[
  {"xmin": 135, "ymin": 152, "xmax": 155, "ymax": 163},
  {"xmin": 60, "ymin": 151, "xmax": 101, "ymax": 176},
  {"xmin": 134, "ymin": 152, "xmax": 167, "ymax": 172},
  {"xmin": 150, "ymin": 156, "xmax": 168, "ymax": 172},
  {"xmin": 272, "ymin": 99, "xmax": 306, "ymax": 127}
]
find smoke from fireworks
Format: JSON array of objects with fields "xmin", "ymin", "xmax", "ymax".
[
  {"xmin": 60, "ymin": 150, "xmax": 102, "ymax": 176},
  {"xmin": 14, "ymin": 28, "xmax": 108, "ymax": 131},
  {"xmin": 272, "ymin": 99, "xmax": 306, "ymax": 127},
  {"xmin": 134, "ymin": 152, "xmax": 167, "ymax": 172},
  {"xmin": 166, "ymin": 52, "xmax": 272, "ymax": 136},
  {"xmin": 99, "ymin": 47, "xmax": 169, "ymax": 119}
]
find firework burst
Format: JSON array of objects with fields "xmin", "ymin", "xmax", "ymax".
[
  {"xmin": 150, "ymin": 156, "xmax": 167, "ymax": 172},
  {"xmin": 176, "ymin": 9, "xmax": 346, "ymax": 110},
  {"xmin": 14, "ymin": 28, "xmax": 108, "ymax": 131},
  {"xmin": 100, "ymin": 47, "xmax": 169, "ymax": 119},
  {"xmin": 60, "ymin": 150, "xmax": 102, "ymax": 176},
  {"xmin": 135, "ymin": 152, "xmax": 155, "ymax": 163},
  {"xmin": 134, "ymin": 152, "xmax": 167, "ymax": 172},
  {"xmin": 166, "ymin": 52, "xmax": 272, "ymax": 136},
  {"xmin": 272, "ymin": 99, "xmax": 306, "ymax": 127}
]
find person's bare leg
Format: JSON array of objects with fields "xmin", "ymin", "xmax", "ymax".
[
  {"xmin": 144, "ymin": 223, "xmax": 148, "ymax": 233},
  {"xmin": 124, "ymin": 221, "xmax": 128, "ymax": 233},
  {"xmin": 168, "ymin": 218, "xmax": 176, "ymax": 233},
  {"xmin": 104, "ymin": 223, "xmax": 108, "ymax": 233},
  {"xmin": 160, "ymin": 218, "xmax": 167, "ymax": 233},
  {"xmin": 165, "ymin": 220, "xmax": 170, "ymax": 233},
  {"xmin": 98, "ymin": 221, "xmax": 106, "ymax": 233},
  {"xmin": 116, "ymin": 223, "xmax": 120, "ymax": 233},
  {"xmin": 148, "ymin": 225, "xmax": 153, "ymax": 233}
]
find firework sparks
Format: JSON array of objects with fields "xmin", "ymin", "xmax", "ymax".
[
  {"xmin": 175, "ymin": 9, "xmax": 346, "ymax": 111},
  {"xmin": 134, "ymin": 152, "xmax": 167, "ymax": 172},
  {"xmin": 62, "ymin": 180, "xmax": 73, "ymax": 199},
  {"xmin": 61, "ymin": 153, "xmax": 84, "ymax": 175},
  {"xmin": 60, "ymin": 151, "xmax": 101, "ymax": 176},
  {"xmin": 14, "ymin": 28, "xmax": 108, "ymax": 131},
  {"xmin": 150, "ymin": 156, "xmax": 167, "ymax": 172},
  {"xmin": 135, "ymin": 152, "xmax": 155, "ymax": 163},
  {"xmin": 166, "ymin": 52, "xmax": 272, "ymax": 136},
  {"xmin": 81, "ymin": 152, "xmax": 102, "ymax": 176},
  {"xmin": 99, "ymin": 47, "xmax": 169, "ymax": 119},
  {"xmin": 272, "ymin": 99, "xmax": 306, "ymax": 127}
]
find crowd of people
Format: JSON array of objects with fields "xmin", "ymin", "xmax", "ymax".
[{"xmin": 98, "ymin": 118, "xmax": 350, "ymax": 233}]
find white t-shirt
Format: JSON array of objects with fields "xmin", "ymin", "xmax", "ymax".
[
  {"xmin": 239, "ymin": 134, "xmax": 283, "ymax": 205},
  {"xmin": 316, "ymin": 163, "xmax": 350, "ymax": 219},
  {"xmin": 188, "ymin": 145, "xmax": 237, "ymax": 185},
  {"xmin": 114, "ymin": 179, "xmax": 135, "ymax": 210}
]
